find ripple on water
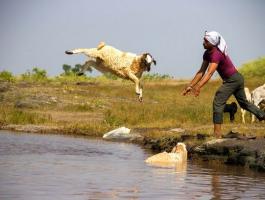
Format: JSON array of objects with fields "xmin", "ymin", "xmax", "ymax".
[{"xmin": 0, "ymin": 130, "xmax": 265, "ymax": 200}]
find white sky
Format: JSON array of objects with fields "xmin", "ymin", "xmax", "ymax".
[{"xmin": 0, "ymin": 0, "xmax": 264, "ymax": 78}]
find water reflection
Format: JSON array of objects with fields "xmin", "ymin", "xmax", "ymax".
[{"xmin": 0, "ymin": 131, "xmax": 265, "ymax": 200}]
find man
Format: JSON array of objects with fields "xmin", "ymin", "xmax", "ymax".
[{"xmin": 182, "ymin": 31, "xmax": 265, "ymax": 138}]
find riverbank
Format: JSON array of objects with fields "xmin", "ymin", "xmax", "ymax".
[
  {"xmin": 0, "ymin": 79, "xmax": 265, "ymax": 172},
  {"xmin": 1, "ymin": 123, "xmax": 265, "ymax": 172}
]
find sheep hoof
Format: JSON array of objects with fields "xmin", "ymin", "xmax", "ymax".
[
  {"xmin": 65, "ymin": 50, "xmax": 73, "ymax": 55},
  {"xmin": 138, "ymin": 97, "xmax": 143, "ymax": 102}
]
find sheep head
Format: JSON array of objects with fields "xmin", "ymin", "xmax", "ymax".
[{"xmin": 141, "ymin": 53, "xmax": 156, "ymax": 72}]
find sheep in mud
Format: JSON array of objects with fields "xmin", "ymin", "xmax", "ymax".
[{"xmin": 65, "ymin": 42, "xmax": 156, "ymax": 102}]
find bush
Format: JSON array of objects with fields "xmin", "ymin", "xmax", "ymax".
[
  {"xmin": 0, "ymin": 70, "xmax": 14, "ymax": 82},
  {"xmin": 143, "ymin": 73, "xmax": 172, "ymax": 81},
  {"xmin": 103, "ymin": 72, "xmax": 119, "ymax": 80},
  {"xmin": 239, "ymin": 57, "xmax": 265, "ymax": 81},
  {"xmin": 62, "ymin": 64, "xmax": 92, "ymax": 76},
  {"xmin": 21, "ymin": 67, "xmax": 47, "ymax": 81}
]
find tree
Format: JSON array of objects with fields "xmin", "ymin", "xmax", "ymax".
[
  {"xmin": 62, "ymin": 64, "xmax": 71, "ymax": 74},
  {"xmin": 72, "ymin": 64, "xmax": 82, "ymax": 73},
  {"xmin": 32, "ymin": 67, "xmax": 47, "ymax": 79}
]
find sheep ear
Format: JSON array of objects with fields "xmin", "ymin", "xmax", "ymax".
[{"xmin": 97, "ymin": 42, "xmax": 105, "ymax": 50}]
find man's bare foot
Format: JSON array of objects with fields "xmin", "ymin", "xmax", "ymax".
[{"xmin": 214, "ymin": 133, "xmax": 222, "ymax": 139}]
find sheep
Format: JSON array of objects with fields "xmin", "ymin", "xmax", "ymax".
[
  {"xmin": 65, "ymin": 42, "xmax": 156, "ymax": 102},
  {"xmin": 145, "ymin": 143, "xmax": 187, "ymax": 167},
  {"xmin": 251, "ymin": 84, "xmax": 265, "ymax": 123},
  {"xmin": 241, "ymin": 87, "xmax": 252, "ymax": 124}
]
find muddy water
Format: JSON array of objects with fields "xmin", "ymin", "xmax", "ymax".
[{"xmin": 0, "ymin": 130, "xmax": 264, "ymax": 200}]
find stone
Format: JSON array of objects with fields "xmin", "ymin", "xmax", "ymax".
[
  {"xmin": 103, "ymin": 127, "xmax": 143, "ymax": 141},
  {"xmin": 170, "ymin": 128, "xmax": 185, "ymax": 133}
]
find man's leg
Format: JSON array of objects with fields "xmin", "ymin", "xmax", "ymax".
[
  {"xmin": 213, "ymin": 81, "xmax": 238, "ymax": 137},
  {"xmin": 214, "ymin": 124, "xmax": 222, "ymax": 138}
]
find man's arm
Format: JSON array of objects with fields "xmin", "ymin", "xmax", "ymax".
[
  {"xmin": 192, "ymin": 62, "xmax": 218, "ymax": 96},
  {"xmin": 182, "ymin": 60, "xmax": 209, "ymax": 95}
]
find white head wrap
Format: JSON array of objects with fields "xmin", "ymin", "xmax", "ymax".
[{"xmin": 204, "ymin": 31, "xmax": 228, "ymax": 56}]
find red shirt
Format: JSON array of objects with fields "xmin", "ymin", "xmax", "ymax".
[{"xmin": 203, "ymin": 47, "xmax": 237, "ymax": 80}]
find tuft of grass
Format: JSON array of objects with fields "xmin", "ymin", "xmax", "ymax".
[
  {"xmin": 0, "ymin": 105, "xmax": 52, "ymax": 125},
  {"xmin": 61, "ymin": 122, "xmax": 110, "ymax": 137}
]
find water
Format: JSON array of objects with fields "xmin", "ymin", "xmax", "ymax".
[{"xmin": 0, "ymin": 130, "xmax": 264, "ymax": 200}]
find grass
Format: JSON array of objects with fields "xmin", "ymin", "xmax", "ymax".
[
  {"xmin": 0, "ymin": 56, "xmax": 265, "ymax": 138},
  {"xmin": 0, "ymin": 76, "xmax": 264, "ymax": 138},
  {"xmin": 0, "ymin": 105, "xmax": 52, "ymax": 125}
]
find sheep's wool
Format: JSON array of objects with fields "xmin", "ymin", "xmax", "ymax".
[{"xmin": 87, "ymin": 45, "xmax": 137, "ymax": 71}]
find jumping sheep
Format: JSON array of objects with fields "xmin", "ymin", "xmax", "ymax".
[{"xmin": 65, "ymin": 42, "xmax": 156, "ymax": 102}]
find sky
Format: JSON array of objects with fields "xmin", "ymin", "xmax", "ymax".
[{"xmin": 0, "ymin": 0, "xmax": 265, "ymax": 78}]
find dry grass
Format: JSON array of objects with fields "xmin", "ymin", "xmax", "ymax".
[{"xmin": 0, "ymin": 77, "xmax": 264, "ymax": 138}]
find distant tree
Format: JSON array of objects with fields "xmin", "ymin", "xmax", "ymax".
[
  {"xmin": 72, "ymin": 64, "xmax": 82, "ymax": 73},
  {"xmin": 32, "ymin": 67, "xmax": 47, "ymax": 79},
  {"xmin": 21, "ymin": 67, "xmax": 47, "ymax": 81},
  {"xmin": 62, "ymin": 64, "xmax": 71, "ymax": 74}
]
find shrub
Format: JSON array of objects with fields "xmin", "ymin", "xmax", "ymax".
[
  {"xmin": 239, "ymin": 57, "xmax": 265, "ymax": 81},
  {"xmin": 0, "ymin": 70, "xmax": 14, "ymax": 82},
  {"xmin": 143, "ymin": 73, "xmax": 172, "ymax": 80},
  {"xmin": 21, "ymin": 67, "xmax": 47, "ymax": 81}
]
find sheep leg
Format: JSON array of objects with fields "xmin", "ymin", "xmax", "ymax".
[
  {"xmin": 139, "ymin": 81, "xmax": 143, "ymax": 102},
  {"xmin": 251, "ymin": 100, "xmax": 260, "ymax": 123},
  {"xmin": 65, "ymin": 48, "xmax": 100, "ymax": 58},
  {"xmin": 241, "ymin": 109, "xmax": 246, "ymax": 124},
  {"xmin": 128, "ymin": 72, "xmax": 142, "ymax": 102},
  {"xmin": 77, "ymin": 60, "xmax": 95, "ymax": 75}
]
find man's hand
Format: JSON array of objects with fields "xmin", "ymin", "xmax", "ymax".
[
  {"xmin": 192, "ymin": 86, "xmax": 201, "ymax": 97},
  {"xmin": 182, "ymin": 86, "xmax": 193, "ymax": 96}
]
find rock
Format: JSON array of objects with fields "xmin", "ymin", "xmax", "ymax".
[
  {"xmin": 103, "ymin": 127, "xmax": 143, "ymax": 141},
  {"xmin": 196, "ymin": 133, "xmax": 208, "ymax": 140},
  {"xmin": 193, "ymin": 138, "xmax": 231, "ymax": 154},
  {"xmin": 15, "ymin": 99, "xmax": 41, "ymax": 109},
  {"xmin": 223, "ymin": 131, "xmax": 257, "ymax": 140},
  {"xmin": 170, "ymin": 128, "xmax": 185, "ymax": 133},
  {"xmin": 0, "ymin": 124, "xmax": 59, "ymax": 133},
  {"xmin": 14, "ymin": 95, "xmax": 59, "ymax": 108}
]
